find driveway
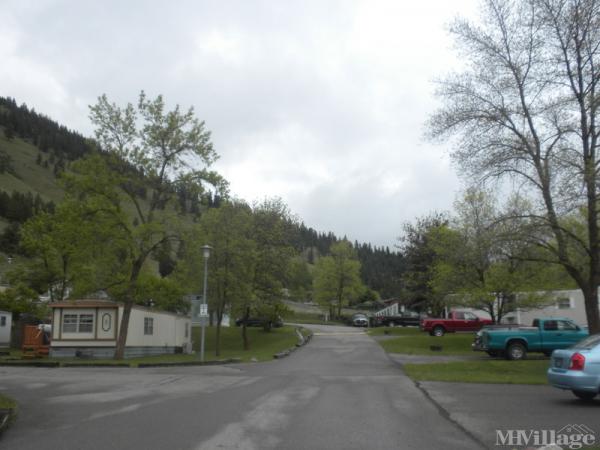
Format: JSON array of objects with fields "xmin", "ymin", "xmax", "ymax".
[
  {"xmin": 419, "ymin": 381, "xmax": 600, "ymax": 448},
  {"xmin": 0, "ymin": 324, "xmax": 481, "ymax": 450}
]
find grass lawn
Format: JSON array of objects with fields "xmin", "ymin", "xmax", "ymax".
[
  {"xmin": 0, "ymin": 325, "xmax": 307, "ymax": 367},
  {"xmin": 378, "ymin": 332, "xmax": 475, "ymax": 355},
  {"xmin": 368, "ymin": 327, "xmax": 421, "ymax": 337},
  {"xmin": 404, "ymin": 360, "xmax": 549, "ymax": 385},
  {"xmin": 0, "ymin": 393, "xmax": 16, "ymax": 409}
]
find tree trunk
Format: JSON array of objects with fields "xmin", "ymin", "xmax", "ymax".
[
  {"xmin": 113, "ymin": 260, "xmax": 143, "ymax": 360},
  {"xmin": 215, "ymin": 307, "xmax": 223, "ymax": 357},
  {"xmin": 114, "ymin": 299, "xmax": 133, "ymax": 360},
  {"xmin": 582, "ymin": 284, "xmax": 600, "ymax": 334},
  {"xmin": 242, "ymin": 306, "xmax": 250, "ymax": 351}
]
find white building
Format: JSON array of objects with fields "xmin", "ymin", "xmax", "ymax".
[
  {"xmin": 0, "ymin": 310, "xmax": 11, "ymax": 349},
  {"xmin": 503, "ymin": 289, "xmax": 594, "ymax": 326},
  {"xmin": 49, "ymin": 299, "xmax": 191, "ymax": 358}
]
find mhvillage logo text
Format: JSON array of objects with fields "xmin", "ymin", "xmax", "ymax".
[{"xmin": 496, "ymin": 425, "xmax": 595, "ymax": 449}]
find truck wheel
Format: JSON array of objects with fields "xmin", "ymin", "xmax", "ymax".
[
  {"xmin": 506, "ymin": 342, "xmax": 527, "ymax": 360},
  {"xmin": 432, "ymin": 326, "xmax": 445, "ymax": 337},
  {"xmin": 572, "ymin": 390, "xmax": 597, "ymax": 401}
]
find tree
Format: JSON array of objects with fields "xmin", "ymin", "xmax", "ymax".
[
  {"xmin": 430, "ymin": 189, "xmax": 562, "ymax": 322},
  {"xmin": 244, "ymin": 199, "xmax": 294, "ymax": 345},
  {"xmin": 429, "ymin": 0, "xmax": 600, "ymax": 332},
  {"xmin": 178, "ymin": 201, "xmax": 255, "ymax": 356},
  {"xmin": 313, "ymin": 240, "xmax": 363, "ymax": 319},
  {"xmin": 83, "ymin": 91, "xmax": 222, "ymax": 359},
  {"xmin": 398, "ymin": 213, "xmax": 448, "ymax": 315}
]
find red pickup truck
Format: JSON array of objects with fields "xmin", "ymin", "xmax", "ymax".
[{"xmin": 420, "ymin": 311, "xmax": 492, "ymax": 336}]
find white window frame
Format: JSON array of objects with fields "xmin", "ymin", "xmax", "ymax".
[
  {"xmin": 144, "ymin": 317, "xmax": 154, "ymax": 335},
  {"xmin": 62, "ymin": 313, "xmax": 94, "ymax": 333},
  {"xmin": 556, "ymin": 298, "xmax": 572, "ymax": 310}
]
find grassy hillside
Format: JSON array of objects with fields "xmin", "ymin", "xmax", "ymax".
[{"xmin": 0, "ymin": 130, "xmax": 65, "ymax": 204}]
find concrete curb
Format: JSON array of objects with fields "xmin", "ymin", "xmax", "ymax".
[
  {"xmin": 0, "ymin": 406, "xmax": 17, "ymax": 436},
  {"xmin": 137, "ymin": 358, "xmax": 242, "ymax": 368},
  {"xmin": 273, "ymin": 328, "xmax": 313, "ymax": 359}
]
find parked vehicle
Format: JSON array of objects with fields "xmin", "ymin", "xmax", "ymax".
[
  {"xmin": 235, "ymin": 316, "xmax": 283, "ymax": 328},
  {"xmin": 420, "ymin": 311, "xmax": 492, "ymax": 336},
  {"xmin": 547, "ymin": 334, "xmax": 600, "ymax": 400},
  {"xmin": 373, "ymin": 311, "xmax": 424, "ymax": 327},
  {"xmin": 351, "ymin": 313, "xmax": 369, "ymax": 327},
  {"xmin": 472, "ymin": 324, "xmax": 525, "ymax": 357},
  {"xmin": 476, "ymin": 318, "xmax": 588, "ymax": 360}
]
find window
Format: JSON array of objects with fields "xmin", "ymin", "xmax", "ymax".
[
  {"xmin": 544, "ymin": 320, "xmax": 558, "ymax": 331},
  {"xmin": 454, "ymin": 312, "xmax": 465, "ymax": 320},
  {"xmin": 557, "ymin": 320, "xmax": 578, "ymax": 331},
  {"xmin": 62, "ymin": 313, "xmax": 94, "ymax": 333},
  {"xmin": 463, "ymin": 312, "xmax": 478, "ymax": 321},
  {"xmin": 144, "ymin": 317, "xmax": 154, "ymax": 335},
  {"xmin": 557, "ymin": 298, "xmax": 572, "ymax": 309},
  {"xmin": 0, "ymin": 316, "xmax": 6, "ymax": 327}
]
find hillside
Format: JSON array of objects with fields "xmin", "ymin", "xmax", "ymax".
[{"xmin": 0, "ymin": 96, "xmax": 405, "ymax": 298}]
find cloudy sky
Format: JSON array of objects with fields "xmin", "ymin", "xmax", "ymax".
[{"xmin": 1, "ymin": 0, "xmax": 479, "ymax": 248}]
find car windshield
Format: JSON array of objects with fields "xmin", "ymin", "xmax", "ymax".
[{"xmin": 571, "ymin": 335, "xmax": 600, "ymax": 350}]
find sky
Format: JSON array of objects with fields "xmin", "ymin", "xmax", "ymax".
[{"xmin": 0, "ymin": 0, "xmax": 480, "ymax": 249}]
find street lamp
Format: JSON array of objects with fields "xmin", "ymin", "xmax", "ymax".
[{"xmin": 200, "ymin": 244, "xmax": 212, "ymax": 362}]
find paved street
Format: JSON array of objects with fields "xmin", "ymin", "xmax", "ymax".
[
  {"xmin": 0, "ymin": 325, "xmax": 481, "ymax": 450},
  {"xmin": 420, "ymin": 381, "xmax": 600, "ymax": 448}
]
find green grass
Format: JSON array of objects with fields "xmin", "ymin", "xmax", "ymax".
[
  {"xmin": 379, "ymin": 332, "xmax": 476, "ymax": 355},
  {"xmin": 404, "ymin": 360, "xmax": 549, "ymax": 385},
  {"xmin": 368, "ymin": 327, "xmax": 421, "ymax": 336},
  {"xmin": 0, "ymin": 393, "xmax": 16, "ymax": 409},
  {"xmin": 0, "ymin": 325, "xmax": 306, "ymax": 366}
]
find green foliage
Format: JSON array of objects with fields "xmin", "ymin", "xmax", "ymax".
[
  {"xmin": 0, "ymin": 283, "xmax": 47, "ymax": 319},
  {"xmin": 134, "ymin": 273, "xmax": 187, "ymax": 313},
  {"xmin": 398, "ymin": 212, "xmax": 448, "ymax": 315},
  {"xmin": 286, "ymin": 256, "xmax": 313, "ymax": 301},
  {"xmin": 313, "ymin": 240, "xmax": 364, "ymax": 318}
]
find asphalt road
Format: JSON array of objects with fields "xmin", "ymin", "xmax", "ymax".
[
  {"xmin": 0, "ymin": 324, "xmax": 481, "ymax": 450},
  {"xmin": 421, "ymin": 381, "xmax": 600, "ymax": 448}
]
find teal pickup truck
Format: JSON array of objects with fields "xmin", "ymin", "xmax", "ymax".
[{"xmin": 474, "ymin": 318, "xmax": 588, "ymax": 360}]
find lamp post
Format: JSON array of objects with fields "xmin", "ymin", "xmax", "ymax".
[{"xmin": 200, "ymin": 245, "xmax": 212, "ymax": 362}]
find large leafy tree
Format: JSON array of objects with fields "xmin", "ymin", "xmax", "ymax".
[
  {"xmin": 398, "ymin": 213, "xmax": 448, "ymax": 315},
  {"xmin": 313, "ymin": 240, "xmax": 363, "ymax": 319},
  {"xmin": 429, "ymin": 0, "xmax": 600, "ymax": 332},
  {"xmin": 78, "ymin": 92, "xmax": 223, "ymax": 359},
  {"xmin": 178, "ymin": 201, "xmax": 255, "ymax": 356},
  {"xmin": 430, "ymin": 189, "xmax": 566, "ymax": 322}
]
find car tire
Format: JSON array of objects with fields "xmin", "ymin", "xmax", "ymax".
[
  {"xmin": 572, "ymin": 390, "xmax": 597, "ymax": 401},
  {"xmin": 506, "ymin": 342, "xmax": 527, "ymax": 360},
  {"xmin": 433, "ymin": 326, "xmax": 445, "ymax": 337}
]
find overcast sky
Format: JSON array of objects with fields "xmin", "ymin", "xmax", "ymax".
[{"xmin": 0, "ymin": 0, "xmax": 480, "ymax": 248}]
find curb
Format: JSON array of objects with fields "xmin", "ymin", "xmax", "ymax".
[
  {"xmin": 137, "ymin": 358, "xmax": 242, "ymax": 368},
  {"xmin": 0, "ymin": 406, "xmax": 17, "ymax": 436},
  {"xmin": 273, "ymin": 328, "xmax": 313, "ymax": 360}
]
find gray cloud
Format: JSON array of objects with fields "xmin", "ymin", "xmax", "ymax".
[{"xmin": 0, "ymin": 0, "xmax": 478, "ymax": 247}]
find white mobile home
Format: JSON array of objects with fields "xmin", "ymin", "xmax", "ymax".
[
  {"xmin": 0, "ymin": 310, "xmax": 11, "ymax": 349},
  {"xmin": 503, "ymin": 289, "xmax": 595, "ymax": 326},
  {"xmin": 49, "ymin": 299, "xmax": 191, "ymax": 358}
]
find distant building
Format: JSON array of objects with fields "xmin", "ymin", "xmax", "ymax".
[
  {"xmin": 49, "ymin": 299, "xmax": 191, "ymax": 358},
  {"xmin": 0, "ymin": 310, "xmax": 12, "ymax": 350}
]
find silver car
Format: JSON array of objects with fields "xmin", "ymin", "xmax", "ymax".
[{"xmin": 547, "ymin": 334, "xmax": 600, "ymax": 400}]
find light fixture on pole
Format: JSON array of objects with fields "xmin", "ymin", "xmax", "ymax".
[{"xmin": 200, "ymin": 244, "xmax": 212, "ymax": 362}]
